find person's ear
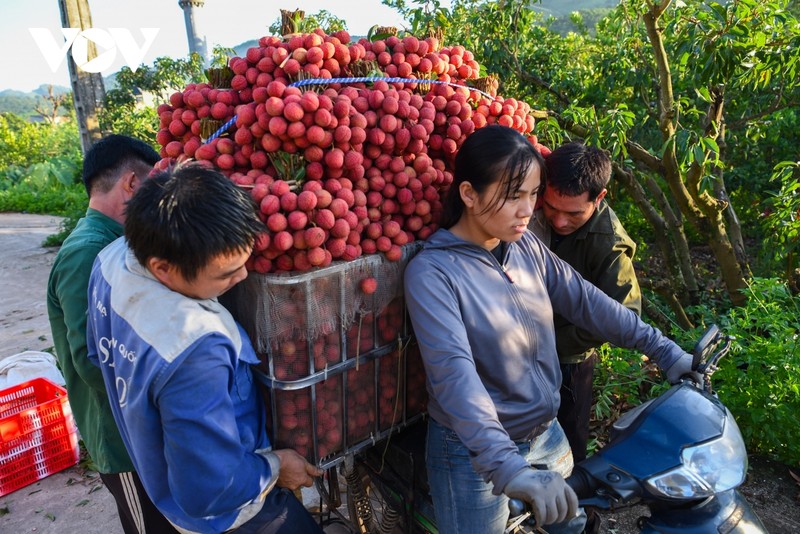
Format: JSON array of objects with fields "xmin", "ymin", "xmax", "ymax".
[
  {"xmin": 459, "ymin": 181, "xmax": 476, "ymax": 208},
  {"xmin": 121, "ymin": 170, "xmax": 137, "ymax": 195},
  {"xmin": 595, "ymin": 188, "xmax": 608, "ymax": 205},
  {"xmin": 146, "ymin": 257, "xmax": 176, "ymax": 286}
]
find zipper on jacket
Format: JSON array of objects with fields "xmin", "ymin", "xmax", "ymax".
[
  {"xmin": 488, "ymin": 241, "xmax": 515, "ymax": 284},
  {"xmin": 500, "ymin": 264, "xmax": 515, "ymax": 283},
  {"xmin": 502, "ymin": 242, "xmax": 557, "ymax": 417}
]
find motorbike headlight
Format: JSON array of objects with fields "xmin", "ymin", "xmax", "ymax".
[{"xmin": 644, "ymin": 408, "xmax": 747, "ymax": 500}]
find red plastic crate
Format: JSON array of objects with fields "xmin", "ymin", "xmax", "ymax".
[{"xmin": 0, "ymin": 378, "xmax": 80, "ymax": 497}]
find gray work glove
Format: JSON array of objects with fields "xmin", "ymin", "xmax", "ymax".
[
  {"xmin": 503, "ymin": 468, "xmax": 579, "ymax": 526},
  {"xmin": 664, "ymin": 352, "xmax": 704, "ymax": 385}
]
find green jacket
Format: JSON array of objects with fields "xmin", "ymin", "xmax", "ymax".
[
  {"xmin": 47, "ymin": 208, "xmax": 134, "ymax": 473},
  {"xmin": 529, "ymin": 200, "xmax": 642, "ymax": 364}
]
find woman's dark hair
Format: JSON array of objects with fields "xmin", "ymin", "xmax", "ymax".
[
  {"xmin": 124, "ymin": 163, "xmax": 266, "ymax": 281},
  {"xmin": 440, "ymin": 125, "xmax": 545, "ymax": 229}
]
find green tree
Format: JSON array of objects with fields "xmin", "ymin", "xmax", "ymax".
[
  {"xmin": 98, "ymin": 54, "xmax": 205, "ymax": 143},
  {"xmin": 413, "ymin": 0, "xmax": 800, "ymax": 324},
  {"xmin": 0, "ymin": 113, "xmax": 81, "ymax": 172},
  {"xmin": 268, "ymin": 9, "xmax": 348, "ymax": 36},
  {"xmin": 762, "ymin": 162, "xmax": 800, "ymax": 292},
  {"xmin": 0, "ymin": 112, "xmax": 85, "ymax": 240}
]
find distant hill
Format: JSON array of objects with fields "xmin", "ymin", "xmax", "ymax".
[
  {"xmin": 535, "ymin": 0, "xmax": 619, "ymax": 18},
  {"xmin": 534, "ymin": 0, "xmax": 619, "ymax": 35},
  {"xmin": 0, "ymin": 84, "xmax": 70, "ymax": 98},
  {"xmin": 0, "ymin": 84, "xmax": 71, "ymax": 118},
  {"xmin": 233, "ymin": 40, "xmax": 258, "ymax": 57},
  {"xmin": 0, "ymin": 89, "xmax": 31, "ymax": 98}
]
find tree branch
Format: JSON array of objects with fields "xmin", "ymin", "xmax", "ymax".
[{"xmin": 499, "ymin": 40, "xmax": 570, "ymax": 105}]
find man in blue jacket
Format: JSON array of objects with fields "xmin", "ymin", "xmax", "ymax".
[{"xmin": 86, "ymin": 163, "xmax": 323, "ymax": 533}]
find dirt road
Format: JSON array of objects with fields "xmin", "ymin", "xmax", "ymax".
[
  {"xmin": 0, "ymin": 212, "xmax": 796, "ymax": 533},
  {"xmin": 0, "ymin": 213, "xmax": 122, "ymax": 534}
]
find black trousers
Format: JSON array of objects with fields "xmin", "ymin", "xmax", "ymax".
[
  {"xmin": 100, "ymin": 471, "xmax": 178, "ymax": 534},
  {"xmin": 556, "ymin": 353, "xmax": 597, "ymax": 464}
]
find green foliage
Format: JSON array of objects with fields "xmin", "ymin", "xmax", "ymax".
[
  {"xmin": 0, "ymin": 183, "xmax": 86, "ymax": 216},
  {"xmin": 593, "ymin": 281, "xmax": 800, "ymax": 466},
  {"xmin": 699, "ymin": 278, "xmax": 800, "ymax": 465},
  {"xmin": 383, "ymin": 0, "xmax": 450, "ymax": 37},
  {"xmin": 0, "ymin": 94, "xmax": 41, "ymax": 118},
  {"xmin": 209, "ymin": 45, "xmax": 237, "ymax": 69},
  {"xmin": 762, "ymin": 161, "xmax": 800, "ymax": 278},
  {"xmin": 0, "ymin": 172, "xmax": 87, "ymax": 247},
  {"xmin": 429, "ymin": 0, "xmax": 800, "ymax": 303},
  {"xmin": 268, "ymin": 10, "xmax": 348, "ymax": 35},
  {"xmin": 98, "ymin": 54, "xmax": 205, "ymax": 143},
  {"xmin": 0, "ymin": 112, "xmax": 85, "ymax": 245},
  {"xmin": 0, "ymin": 113, "xmax": 81, "ymax": 170},
  {"xmin": 590, "ymin": 345, "xmax": 669, "ymax": 455}
]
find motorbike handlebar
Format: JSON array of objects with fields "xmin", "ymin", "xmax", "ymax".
[
  {"xmin": 566, "ymin": 466, "xmax": 596, "ymax": 500},
  {"xmin": 508, "ymin": 467, "xmax": 598, "ymax": 520}
]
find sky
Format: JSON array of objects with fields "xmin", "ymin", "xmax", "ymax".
[{"xmin": 0, "ymin": 0, "xmax": 415, "ymax": 93}]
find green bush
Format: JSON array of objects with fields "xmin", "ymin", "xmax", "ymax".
[
  {"xmin": 593, "ymin": 279, "xmax": 800, "ymax": 466},
  {"xmin": 0, "ymin": 113, "xmax": 86, "ymax": 245},
  {"xmin": 0, "ymin": 183, "xmax": 85, "ymax": 214},
  {"xmin": 762, "ymin": 162, "xmax": 800, "ymax": 282},
  {"xmin": 0, "ymin": 113, "xmax": 81, "ymax": 170},
  {"xmin": 0, "ymin": 181, "xmax": 87, "ymax": 247},
  {"xmin": 590, "ymin": 346, "xmax": 669, "ymax": 455},
  {"xmin": 708, "ymin": 278, "xmax": 800, "ymax": 465}
]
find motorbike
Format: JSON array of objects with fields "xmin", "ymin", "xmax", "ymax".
[
  {"xmin": 330, "ymin": 325, "xmax": 766, "ymax": 533},
  {"xmin": 510, "ymin": 324, "xmax": 767, "ymax": 533}
]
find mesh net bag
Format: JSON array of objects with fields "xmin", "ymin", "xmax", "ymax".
[{"xmin": 226, "ymin": 243, "xmax": 419, "ymax": 374}]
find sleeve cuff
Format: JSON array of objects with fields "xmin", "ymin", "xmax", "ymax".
[
  {"xmin": 491, "ymin": 454, "xmax": 532, "ymax": 496},
  {"xmin": 256, "ymin": 449, "xmax": 281, "ymax": 496}
]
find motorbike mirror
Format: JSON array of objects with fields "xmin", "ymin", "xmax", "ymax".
[{"xmin": 691, "ymin": 324, "xmax": 721, "ymax": 369}]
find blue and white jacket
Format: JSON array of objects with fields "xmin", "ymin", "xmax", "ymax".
[{"xmin": 87, "ymin": 237, "xmax": 279, "ymax": 534}]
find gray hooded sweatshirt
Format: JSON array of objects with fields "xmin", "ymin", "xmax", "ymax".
[{"xmin": 404, "ymin": 228, "xmax": 686, "ymax": 495}]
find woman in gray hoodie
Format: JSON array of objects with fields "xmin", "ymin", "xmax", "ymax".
[{"xmin": 404, "ymin": 125, "xmax": 697, "ymax": 534}]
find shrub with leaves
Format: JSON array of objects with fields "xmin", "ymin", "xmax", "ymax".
[
  {"xmin": 590, "ymin": 345, "xmax": 668, "ymax": 456},
  {"xmin": 0, "ymin": 112, "xmax": 86, "ymax": 245},
  {"xmin": 762, "ymin": 161, "xmax": 800, "ymax": 288},
  {"xmin": 708, "ymin": 278, "xmax": 800, "ymax": 465}
]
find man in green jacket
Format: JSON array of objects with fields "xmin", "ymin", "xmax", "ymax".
[
  {"xmin": 529, "ymin": 142, "xmax": 642, "ymax": 465},
  {"xmin": 47, "ymin": 135, "xmax": 176, "ymax": 533}
]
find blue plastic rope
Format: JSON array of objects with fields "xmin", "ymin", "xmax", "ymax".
[
  {"xmin": 203, "ymin": 77, "xmax": 496, "ymax": 144},
  {"xmin": 204, "ymin": 116, "xmax": 238, "ymax": 143},
  {"xmin": 289, "ymin": 76, "xmax": 497, "ymax": 100}
]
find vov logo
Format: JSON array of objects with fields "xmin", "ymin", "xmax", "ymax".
[{"xmin": 29, "ymin": 28, "xmax": 160, "ymax": 74}]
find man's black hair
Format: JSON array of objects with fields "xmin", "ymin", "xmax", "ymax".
[
  {"xmin": 124, "ymin": 163, "xmax": 266, "ymax": 281},
  {"xmin": 544, "ymin": 142, "xmax": 611, "ymax": 201},
  {"xmin": 82, "ymin": 134, "xmax": 160, "ymax": 197}
]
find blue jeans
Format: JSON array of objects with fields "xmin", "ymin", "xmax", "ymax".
[{"xmin": 426, "ymin": 418, "xmax": 587, "ymax": 534}]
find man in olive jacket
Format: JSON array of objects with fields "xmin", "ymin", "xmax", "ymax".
[
  {"xmin": 47, "ymin": 135, "xmax": 176, "ymax": 533},
  {"xmin": 529, "ymin": 142, "xmax": 641, "ymax": 464}
]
